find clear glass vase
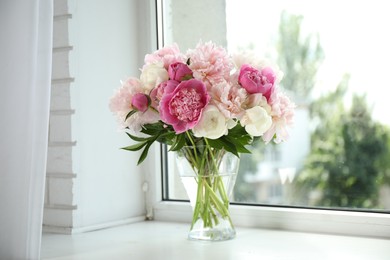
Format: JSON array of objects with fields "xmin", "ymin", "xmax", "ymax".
[{"xmin": 176, "ymin": 146, "xmax": 240, "ymax": 241}]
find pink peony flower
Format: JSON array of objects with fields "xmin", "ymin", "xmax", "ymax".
[
  {"xmin": 168, "ymin": 62, "xmax": 193, "ymax": 81},
  {"xmin": 232, "ymin": 52, "xmax": 284, "ymax": 84},
  {"xmin": 150, "ymin": 80, "xmax": 179, "ymax": 109},
  {"xmin": 159, "ymin": 79, "xmax": 210, "ymax": 133},
  {"xmin": 238, "ymin": 64, "xmax": 276, "ymax": 99},
  {"xmin": 110, "ymin": 42, "xmax": 295, "ymax": 150},
  {"xmin": 209, "ymin": 80, "xmax": 247, "ymax": 119},
  {"xmin": 262, "ymin": 91, "xmax": 295, "ymax": 144},
  {"xmin": 109, "ymin": 77, "xmax": 159, "ymax": 131},
  {"xmin": 144, "ymin": 43, "xmax": 186, "ymax": 69},
  {"xmin": 109, "ymin": 77, "xmax": 144, "ymax": 115},
  {"xmin": 187, "ymin": 41, "xmax": 233, "ymax": 88},
  {"xmin": 131, "ymin": 93, "xmax": 150, "ymax": 112}
]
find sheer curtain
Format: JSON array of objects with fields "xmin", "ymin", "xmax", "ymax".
[{"xmin": 0, "ymin": 0, "xmax": 53, "ymax": 259}]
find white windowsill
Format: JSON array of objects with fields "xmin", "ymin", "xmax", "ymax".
[
  {"xmin": 41, "ymin": 220, "xmax": 390, "ymax": 260},
  {"xmin": 152, "ymin": 201, "xmax": 390, "ymax": 238}
]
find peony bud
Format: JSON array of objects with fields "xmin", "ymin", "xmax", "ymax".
[
  {"xmin": 131, "ymin": 93, "xmax": 150, "ymax": 112},
  {"xmin": 168, "ymin": 62, "xmax": 193, "ymax": 81}
]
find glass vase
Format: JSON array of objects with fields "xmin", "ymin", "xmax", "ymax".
[{"xmin": 175, "ymin": 146, "xmax": 240, "ymax": 241}]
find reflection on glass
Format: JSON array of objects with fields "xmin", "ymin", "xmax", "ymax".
[{"xmin": 163, "ymin": 0, "xmax": 390, "ymax": 212}]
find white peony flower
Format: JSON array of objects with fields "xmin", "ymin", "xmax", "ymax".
[
  {"xmin": 244, "ymin": 93, "xmax": 272, "ymax": 113},
  {"xmin": 126, "ymin": 109, "xmax": 160, "ymax": 133},
  {"xmin": 241, "ymin": 106, "xmax": 272, "ymax": 136},
  {"xmin": 140, "ymin": 62, "xmax": 169, "ymax": 91},
  {"xmin": 226, "ymin": 118, "xmax": 237, "ymax": 129},
  {"xmin": 192, "ymin": 105, "xmax": 228, "ymax": 139}
]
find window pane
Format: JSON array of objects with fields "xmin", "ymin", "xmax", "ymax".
[{"xmin": 162, "ymin": 0, "xmax": 390, "ymax": 212}]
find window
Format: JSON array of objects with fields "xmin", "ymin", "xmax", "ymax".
[{"xmin": 149, "ymin": 0, "xmax": 390, "ymax": 237}]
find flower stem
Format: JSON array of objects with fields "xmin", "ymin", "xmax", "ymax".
[
  {"xmin": 186, "ymin": 131, "xmax": 198, "ymax": 164},
  {"xmin": 186, "ymin": 141, "xmax": 235, "ymax": 232}
]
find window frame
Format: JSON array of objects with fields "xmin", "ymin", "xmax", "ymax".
[
  {"xmin": 144, "ymin": 144, "xmax": 390, "ymax": 238},
  {"xmin": 141, "ymin": 0, "xmax": 390, "ymax": 239}
]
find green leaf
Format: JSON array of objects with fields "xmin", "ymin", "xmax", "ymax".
[
  {"xmin": 206, "ymin": 138, "xmax": 224, "ymax": 150},
  {"xmin": 224, "ymin": 135, "xmax": 251, "ymax": 154},
  {"xmin": 224, "ymin": 136, "xmax": 251, "ymax": 153},
  {"xmin": 125, "ymin": 110, "xmax": 137, "ymax": 121},
  {"xmin": 141, "ymin": 122, "xmax": 166, "ymax": 135},
  {"xmin": 228, "ymin": 123, "xmax": 247, "ymax": 136},
  {"xmin": 156, "ymin": 131, "xmax": 176, "ymax": 145},
  {"xmin": 207, "ymin": 137, "xmax": 238, "ymax": 156},
  {"xmin": 125, "ymin": 132, "xmax": 149, "ymax": 142},
  {"xmin": 121, "ymin": 141, "xmax": 147, "ymax": 151},
  {"xmin": 219, "ymin": 137, "xmax": 239, "ymax": 156},
  {"xmin": 137, "ymin": 133, "xmax": 160, "ymax": 165},
  {"xmin": 157, "ymin": 133, "xmax": 175, "ymax": 146},
  {"xmin": 137, "ymin": 142, "xmax": 152, "ymax": 165},
  {"xmin": 239, "ymin": 135, "xmax": 253, "ymax": 144},
  {"xmin": 169, "ymin": 133, "xmax": 186, "ymax": 151}
]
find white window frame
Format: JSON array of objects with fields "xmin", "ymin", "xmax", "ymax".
[{"xmin": 141, "ymin": 0, "xmax": 390, "ymax": 239}]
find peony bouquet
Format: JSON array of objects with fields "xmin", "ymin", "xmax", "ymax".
[
  {"xmin": 110, "ymin": 41, "xmax": 295, "ymax": 240},
  {"xmin": 110, "ymin": 41, "xmax": 295, "ymax": 164}
]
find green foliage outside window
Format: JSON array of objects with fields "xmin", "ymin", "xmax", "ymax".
[
  {"xmin": 297, "ymin": 78, "xmax": 390, "ymax": 209},
  {"xmin": 235, "ymin": 10, "xmax": 390, "ymax": 210}
]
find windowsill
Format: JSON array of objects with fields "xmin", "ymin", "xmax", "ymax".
[{"xmin": 41, "ymin": 221, "xmax": 390, "ymax": 259}]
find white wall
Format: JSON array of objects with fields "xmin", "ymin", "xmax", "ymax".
[
  {"xmin": 70, "ymin": 0, "xmax": 153, "ymax": 229},
  {"xmin": 44, "ymin": 0, "xmax": 155, "ymax": 233}
]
